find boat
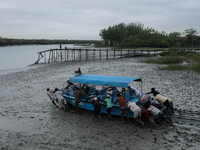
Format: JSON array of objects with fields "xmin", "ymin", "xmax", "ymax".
[{"xmin": 62, "ymin": 74, "xmax": 143, "ymax": 118}]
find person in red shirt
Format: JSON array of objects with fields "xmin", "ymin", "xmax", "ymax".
[
  {"xmin": 114, "ymin": 94, "xmax": 130, "ymax": 124},
  {"xmin": 139, "ymin": 105, "xmax": 158, "ymax": 128},
  {"xmin": 93, "ymin": 100, "xmax": 101, "ymax": 121}
]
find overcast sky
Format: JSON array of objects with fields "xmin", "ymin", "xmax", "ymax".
[{"xmin": 1, "ymin": 0, "xmax": 200, "ymax": 40}]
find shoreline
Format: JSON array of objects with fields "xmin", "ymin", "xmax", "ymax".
[{"xmin": 0, "ymin": 57, "xmax": 200, "ymax": 149}]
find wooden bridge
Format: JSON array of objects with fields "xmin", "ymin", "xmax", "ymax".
[{"xmin": 34, "ymin": 48, "xmax": 200, "ymax": 64}]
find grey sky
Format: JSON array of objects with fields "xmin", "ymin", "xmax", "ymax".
[{"xmin": 1, "ymin": 0, "xmax": 200, "ymax": 40}]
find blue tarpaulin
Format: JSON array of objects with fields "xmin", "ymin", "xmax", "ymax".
[{"xmin": 69, "ymin": 74, "xmax": 141, "ymax": 88}]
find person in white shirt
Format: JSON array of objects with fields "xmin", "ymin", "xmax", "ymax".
[
  {"xmin": 127, "ymin": 101, "xmax": 144, "ymax": 125},
  {"xmin": 145, "ymin": 101, "xmax": 174, "ymax": 126},
  {"xmin": 128, "ymin": 86, "xmax": 140, "ymax": 97},
  {"xmin": 54, "ymin": 88, "xmax": 67, "ymax": 110},
  {"xmin": 47, "ymin": 88, "xmax": 58, "ymax": 107}
]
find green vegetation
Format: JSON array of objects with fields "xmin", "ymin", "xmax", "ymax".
[
  {"xmin": 144, "ymin": 52, "xmax": 200, "ymax": 73},
  {"xmin": 0, "ymin": 37, "xmax": 101, "ymax": 46},
  {"xmin": 159, "ymin": 64, "xmax": 188, "ymax": 71},
  {"xmin": 99, "ymin": 22, "xmax": 200, "ymax": 48},
  {"xmin": 145, "ymin": 56, "xmax": 184, "ymax": 64},
  {"xmin": 192, "ymin": 63, "xmax": 200, "ymax": 73}
]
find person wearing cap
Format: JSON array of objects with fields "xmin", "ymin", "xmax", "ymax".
[
  {"xmin": 78, "ymin": 68, "xmax": 82, "ymax": 75},
  {"xmin": 86, "ymin": 96, "xmax": 98, "ymax": 106},
  {"xmin": 103, "ymin": 95, "xmax": 113, "ymax": 120},
  {"xmin": 75, "ymin": 68, "xmax": 82, "ymax": 75},
  {"xmin": 114, "ymin": 93, "xmax": 130, "ymax": 124},
  {"xmin": 91, "ymin": 96, "xmax": 98, "ymax": 105}
]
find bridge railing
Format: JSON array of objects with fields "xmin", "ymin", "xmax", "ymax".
[{"xmin": 34, "ymin": 48, "xmax": 200, "ymax": 64}]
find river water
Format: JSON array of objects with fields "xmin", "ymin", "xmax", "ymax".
[{"xmin": 0, "ymin": 44, "xmax": 81, "ymax": 70}]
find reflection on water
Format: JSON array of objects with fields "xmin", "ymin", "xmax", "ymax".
[{"xmin": 0, "ymin": 44, "xmax": 76, "ymax": 70}]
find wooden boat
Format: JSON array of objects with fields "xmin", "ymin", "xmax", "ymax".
[{"xmin": 62, "ymin": 74, "xmax": 142, "ymax": 118}]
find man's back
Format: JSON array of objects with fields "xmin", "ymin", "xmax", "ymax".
[
  {"xmin": 128, "ymin": 101, "xmax": 139, "ymax": 112},
  {"xmin": 55, "ymin": 91, "xmax": 63, "ymax": 101},
  {"xmin": 116, "ymin": 96, "xmax": 126, "ymax": 107},
  {"xmin": 94, "ymin": 101, "xmax": 101, "ymax": 110},
  {"xmin": 74, "ymin": 90, "xmax": 82, "ymax": 102},
  {"xmin": 147, "ymin": 105, "xmax": 160, "ymax": 116}
]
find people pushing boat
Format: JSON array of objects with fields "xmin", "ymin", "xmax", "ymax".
[{"xmin": 47, "ymin": 73, "xmax": 175, "ymax": 127}]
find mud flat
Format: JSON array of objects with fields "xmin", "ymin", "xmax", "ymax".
[{"xmin": 0, "ymin": 57, "xmax": 200, "ymax": 150}]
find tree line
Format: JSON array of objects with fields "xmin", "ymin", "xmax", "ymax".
[
  {"xmin": 99, "ymin": 22, "xmax": 200, "ymax": 47},
  {"xmin": 0, "ymin": 37, "xmax": 101, "ymax": 46}
]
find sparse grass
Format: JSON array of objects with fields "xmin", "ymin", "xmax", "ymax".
[
  {"xmin": 192, "ymin": 63, "xmax": 200, "ymax": 73},
  {"xmin": 144, "ymin": 56, "xmax": 184, "ymax": 64},
  {"xmin": 193, "ymin": 54, "xmax": 200, "ymax": 62},
  {"xmin": 144, "ymin": 52, "xmax": 200, "ymax": 74},
  {"xmin": 159, "ymin": 64, "xmax": 188, "ymax": 70}
]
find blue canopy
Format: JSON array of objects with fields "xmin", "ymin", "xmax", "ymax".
[{"xmin": 69, "ymin": 74, "xmax": 141, "ymax": 88}]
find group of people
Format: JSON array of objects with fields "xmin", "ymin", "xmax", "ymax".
[
  {"xmin": 83, "ymin": 87, "xmax": 175, "ymax": 127},
  {"xmin": 47, "ymin": 85, "xmax": 175, "ymax": 127},
  {"xmin": 140, "ymin": 88, "xmax": 175, "ymax": 127}
]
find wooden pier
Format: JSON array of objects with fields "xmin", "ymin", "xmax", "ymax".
[{"xmin": 34, "ymin": 48, "xmax": 200, "ymax": 64}]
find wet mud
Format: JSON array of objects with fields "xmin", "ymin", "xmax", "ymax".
[{"xmin": 0, "ymin": 57, "xmax": 200, "ymax": 150}]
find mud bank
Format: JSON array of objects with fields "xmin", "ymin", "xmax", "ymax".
[{"xmin": 0, "ymin": 57, "xmax": 200, "ymax": 150}]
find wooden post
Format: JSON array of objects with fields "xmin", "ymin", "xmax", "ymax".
[
  {"xmin": 61, "ymin": 50, "xmax": 62, "ymax": 62},
  {"xmin": 79, "ymin": 49, "xmax": 81, "ymax": 61},
  {"xmin": 56, "ymin": 49, "xmax": 58, "ymax": 62},
  {"xmin": 44, "ymin": 52, "xmax": 46, "ymax": 64},
  {"xmin": 55, "ymin": 49, "xmax": 56, "ymax": 62},
  {"xmin": 51, "ymin": 50, "xmax": 53, "ymax": 63},
  {"xmin": 128, "ymin": 50, "xmax": 130, "ymax": 58},
  {"xmin": 106, "ymin": 49, "xmax": 108, "ymax": 59},
  {"xmin": 48, "ymin": 50, "xmax": 50, "ymax": 63},
  {"xmin": 52, "ymin": 50, "xmax": 53, "ymax": 63},
  {"xmin": 114, "ymin": 49, "xmax": 115, "ymax": 59},
  {"xmin": 54, "ymin": 50, "xmax": 55, "ymax": 62},
  {"xmin": 64, "ymin": 47, "xmax": 66, "ymax": 62},
  {"xmin": 99, "ymin": 49, "xmax": 101, "ymax": 60},
  {"xmin": 121, "ymin": 50, "xmax": 122, "ymax": 58},
  {"xmin": 74, "ymin": 48, "xmax": 75, "ymax": 61},
  {"xmin": 86, "ymin": 49, "xmax": 88, "ymax": 61},
  {"xmin": 93, "ymin": 49, "xmax": 95, "ymax": 60},
  {"xmin": 57, "ymin": 49, "xmax": 59, "ymax": 62}
]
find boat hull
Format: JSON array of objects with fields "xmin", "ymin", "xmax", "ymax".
[{"xmin": 63, "ymin": 94, "xmax": 138, "ymax": 118}]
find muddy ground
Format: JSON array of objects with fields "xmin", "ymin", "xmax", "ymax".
[{"xmin": 0, "ymin": 57, "xmax": 200, "ymax": 150}]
